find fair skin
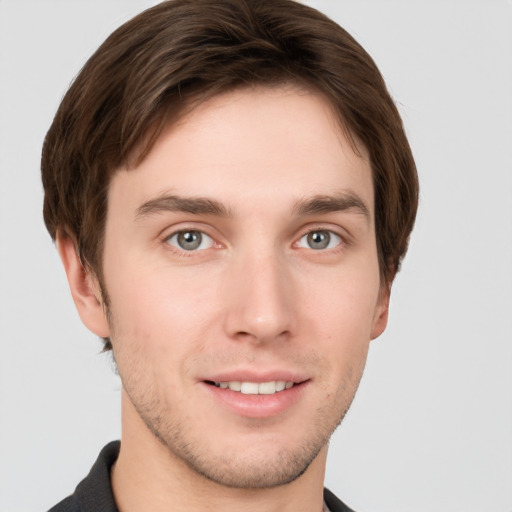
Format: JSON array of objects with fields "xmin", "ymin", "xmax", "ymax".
[{"xmin": 58, "ymin": 85, "xmax": 389, "ymax": 512}]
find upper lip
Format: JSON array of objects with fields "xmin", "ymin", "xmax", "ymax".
[{"xmin": 200, "ymin": 370, "xmax": 309, "ymax": 384}]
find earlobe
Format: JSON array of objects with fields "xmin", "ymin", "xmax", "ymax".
[
  {"xmin": 370, "ymin": 283, "xmax": 390, "ymax": 340},
  {"xmin": 56, "ymin": 233, "xmax": 111, "ymax": 338}
]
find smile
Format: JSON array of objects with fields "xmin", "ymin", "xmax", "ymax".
[{"xmin": 208, "ymin": 381, "xmax": 295, "ymax": 395}]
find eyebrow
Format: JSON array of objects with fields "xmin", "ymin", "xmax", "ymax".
[
  {"xmin": 136, "ymin": 194, "xmax": 231, "ymax": 219},
  {"xmin": 293, "ymin": 192, "xmax": 370, "ymax": 222},
  {"xmin": 135, "ymin": 191, "xmax": 370, "ymax": 223}
]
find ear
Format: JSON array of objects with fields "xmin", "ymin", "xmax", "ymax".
[
  {"xmin": 56, "ymin": 232, "xmax": 110, "ymax": 338},
  {"xmin": 370, "ymin": 281, "xmax": 390, "ymax": 340}
]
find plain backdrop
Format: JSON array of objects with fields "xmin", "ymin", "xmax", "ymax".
[{"xmin": 0, "ymin": 1, "xmax": 511, "ymax": 511}]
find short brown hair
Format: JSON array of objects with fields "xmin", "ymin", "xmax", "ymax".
[{"xmin": 42, "ymin": 0, "xmax": 418, "ymax": 286}]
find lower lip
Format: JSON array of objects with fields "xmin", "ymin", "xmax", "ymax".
[{"xmin": 201, "ymin": 381, "xmax": 309, "ymax": 419}]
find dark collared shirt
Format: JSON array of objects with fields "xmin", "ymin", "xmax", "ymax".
[{"xmin": 48, "ymin": 441, "xmax": 355, "ymax": 512}]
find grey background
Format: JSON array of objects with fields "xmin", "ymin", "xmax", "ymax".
[{"xmin": 0, "ymin": 1, "xmax": 511, "ymax": 511}]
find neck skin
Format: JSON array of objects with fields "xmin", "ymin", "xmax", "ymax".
[{"xmin": 111, "ymin": 391, "xmax": 328, "ymax": 512}]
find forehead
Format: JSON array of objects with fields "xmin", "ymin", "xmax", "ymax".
[{"xmin": 110, "ymin": 85, "xmax": 373, "ymax": 218}]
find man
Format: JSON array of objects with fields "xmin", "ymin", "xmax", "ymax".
[{"xmin": 42, "ymin": 0, "xmax": 418, "ymax": 510}]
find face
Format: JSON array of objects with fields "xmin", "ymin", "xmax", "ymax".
[{"xmin": 93, "ymin": 86, "xmax": 388, "ymax": 487}]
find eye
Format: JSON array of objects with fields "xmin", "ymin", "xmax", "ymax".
[
  {"xmin": 166, "ymin": 230, "xmax": 214, "ymax": 251},
  {"xmin": 297, "ymin": 230, "xmax": 342, "ymax": 250}
]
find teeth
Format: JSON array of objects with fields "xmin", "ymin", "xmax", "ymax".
[
  {"xmin": 241, "ymin": 382, "xmax": 259, "ymax": 394},
  {"xmin": 276, "ymin": 381, "xmax": 286, "ymax": 391},
  {"xmin": 258, "ymin": 382, "xmax": 276, "ymax": 395},
  {"xmin": 228, "ymin": 381, "xmax": 241, "ymax": 391},
  {"xmin": 215, "ymin": 381, "xmax": 295, "ymax": 395}
]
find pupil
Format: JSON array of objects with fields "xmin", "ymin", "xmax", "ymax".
[
  {"xmin": 308, "ymin": 231, "xmax": 330, "ymax": 250},
  {"xmin": 178, "ymin": 231, "xmax": 201, "ymax": 250}
]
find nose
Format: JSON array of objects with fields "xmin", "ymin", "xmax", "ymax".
[{"xmin": 223, "ymin": 250, "xmax": 295, "ymax": 344}]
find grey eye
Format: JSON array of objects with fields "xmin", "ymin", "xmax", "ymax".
[
  {"xmin": 298, "ymin": 230, "xmax": 342, "ymax": 250},
  {"xmin": 167, "ymin": 230, "xmax": 214, "ymax": 251}
]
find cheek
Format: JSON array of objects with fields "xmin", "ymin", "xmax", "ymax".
[
  {"xmin": 104, "ymin": 259, "xmax": 219, "ymax": 361},
  {"xmin": 299, "ymin": 263, "xmax": 380, "ymax": 382},
  {"xmin": 304, "ymin": 266, "xmax": 381, "ymax": 340}
]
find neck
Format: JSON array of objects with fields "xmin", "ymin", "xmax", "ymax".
[{"xmin": 112, "ymin": 391, "xmax": 327, "ymax": 512}]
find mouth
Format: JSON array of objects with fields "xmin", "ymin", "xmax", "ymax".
[
  {"xmin": 205, "ymin": 380, "xmax": 296, "ymax": 395},
  {"xmin": 202, "ymin": 376, "xmax": 309, "ymax": 418}
]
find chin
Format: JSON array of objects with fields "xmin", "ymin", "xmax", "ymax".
[
  {"xmin": 162, "ymin": 432, "xmax": 327, "ymax": 489},
  {"xmin": 141, "ymin": 399, "xmax": 346, "ymax": 489}
]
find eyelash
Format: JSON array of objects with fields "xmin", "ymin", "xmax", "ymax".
[
  {"xmin": 164, "ymin": 229, "xmax": 216, "ymax": 254},
  {"xmin": 161, "ymin": 226, "xmax": 347, "ymax": 256},
  {"xmin": 295, "ymin": 229, "xmax": 344, "ymax": 251}
]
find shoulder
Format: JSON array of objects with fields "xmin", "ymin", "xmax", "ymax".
[
  {"xmin": 46, "ymin": 441, "xmax": 120, "ymax": 512},
  {"xmin": 47, "ymin": 495, "xmax": 80, "ymax": 512},
  {"xmin": 324, "ymin": 488, "xmax": 357, "ymax": 512}
]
